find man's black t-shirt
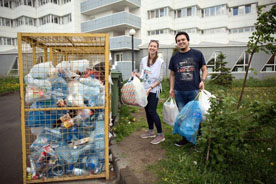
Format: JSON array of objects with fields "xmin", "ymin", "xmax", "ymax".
[{"xmin": 169, "ymin": 48, "xmax": 206, "ymax": 91}]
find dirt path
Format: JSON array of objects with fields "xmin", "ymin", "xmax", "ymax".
[{"xmin": 115, "ymin": 107, "xmax": 167, "ymax": 184}]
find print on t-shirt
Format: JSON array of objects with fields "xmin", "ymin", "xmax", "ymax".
[
  {"xmin": 177, "ymin": 57, "xmax": 195, "ymax": 81},
  {"xmin": 143, "ymin": 68, "xmax": 152, "ymax": 84}
]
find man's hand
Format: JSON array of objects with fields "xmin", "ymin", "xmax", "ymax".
[
  {"xmin": 169, "ymin": 89, "xmax": 174, "ymax": 98},
  {"xmin": 199, "ymin": 81, "xmax": 205, "ymax": 90}
]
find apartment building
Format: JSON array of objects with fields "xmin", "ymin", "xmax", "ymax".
[
  {"xmin": 0, "ymin": 0, "xmax": 81, "ymax": 75},
  {"xmin": 0, "ymin": 0, "xmax": 275, "ymax": 79}
]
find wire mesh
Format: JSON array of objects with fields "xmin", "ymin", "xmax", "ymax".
[{"xmin": 18, "ymin": 33, "xmax": 109, "ymax": 183}]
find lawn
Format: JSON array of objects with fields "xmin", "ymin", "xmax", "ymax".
[
  {"xmin": 117, "ymin": 77, "xmax": 276, "ymax": 184},
  {"xmin": 2, "ymin": 75, "xmax": 275, "ymax": 183},
  {"xmin": 0, "ymin": 76, "xmax": 20, "ymax": 94}
]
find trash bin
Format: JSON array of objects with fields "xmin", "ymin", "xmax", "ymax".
[
  {"xmin": 18, "ymin": 33, "xmax": 110, "ymax": 183},
  {"xmin": 111, "ymin": 70, "xmax": 122, "ymax": 119}
]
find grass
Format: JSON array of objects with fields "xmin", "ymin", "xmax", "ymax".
[
  {"xmin": 0, "ymin": 76, "xmax": 20, "ymax": 94},
  {"xmin": 113, "ymin": 105, "xmax": 147, "ymax": 142},
  {"xmin": 155, "ymin": 80, "xmax": 276, "ymax": 183},
  {"xmin": 232, "ymin": 77, "xmax": 276, "ymax": 87},
  {"xmin": 115, "ymin": 77, "xmax": 276, "ymax": 183}
]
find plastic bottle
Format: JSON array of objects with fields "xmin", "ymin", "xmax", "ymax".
[
  {"xmin": 72, "ymin": 168, "xmax": 89, "ymax": 176},
  {"xmin": 50, "ymin": 164, "xmax": 65, "ymax": 177},
  {"xmin": 29, "ymin": 156, "xmax": 37, "ymax": 178},
  {"xmin": 87, "ymin": 156, "xmax": 100, "ymax": 173},
  {"xmin": 93, "ymin": 121, "xmax": 105, "ymax": 174}
]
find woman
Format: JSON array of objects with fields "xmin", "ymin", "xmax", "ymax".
[{"xmin": 133, "ymin": 40, "xmax": 165, "ymax": 144}]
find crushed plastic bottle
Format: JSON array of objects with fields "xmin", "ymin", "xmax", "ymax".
[{"xmin": 72, "ymin": 168, "xmax": 89, "ymax": 176}]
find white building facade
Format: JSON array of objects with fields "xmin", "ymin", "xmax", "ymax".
[{"xmin": 0, "ymin": 0, "xmax": 275, "ymax": 79}]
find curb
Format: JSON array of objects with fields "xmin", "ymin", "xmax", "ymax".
[
  {"xmin": 110, "ymin": 108, "xmax": 140, "ymax": 184},
  {"xmin": 110, "ymin": 140, "xmax": 140, "ymax": 184},
  {"xmin": 0, "ymin": 90, "xmax": 19, "ymax": 96}
]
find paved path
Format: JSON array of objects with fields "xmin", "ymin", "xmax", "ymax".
[
  {"xmin": 0, "ymin": 92, "xmax": 117, "ymax": 184},
  {"xmin": 0, "ymin": 92, "xmax": 22, "ymax": 184}
]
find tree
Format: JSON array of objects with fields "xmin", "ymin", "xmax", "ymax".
[
  {"xmin": 210, "ymin": 53, "xmax": 233, "ymax": 87},
  {"xmin": 237, "ymin": 5, "xmax": 276, "ymax": 109},
  {"xmin": 171, "ymin": 47, "xmax": 178, "ymax": 57}
]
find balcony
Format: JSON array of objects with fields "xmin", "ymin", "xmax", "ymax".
[
  {"xmin": 110, "ymin": 35, "xmax": 141, "ymax": 51},
  {"xmin": 81, "ymin": 0, "xmax": 140, "ymax": 15},
  {"xmin": 81, "ymin": 11, "xmax": 141, "ymax": 33}
]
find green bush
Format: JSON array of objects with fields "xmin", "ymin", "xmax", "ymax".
[
  {"xmin": 0, "ymin": 76, "xmax": 20, "ymax": 94},
  {"xmin": 151, "ymin": 79, "xmax": 276, "ymax": 183},
  {"xmin": 197, "ymin": 92, "xmax": 276, "ymax": 183}
]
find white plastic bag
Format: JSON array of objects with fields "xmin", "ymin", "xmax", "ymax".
[
  {"xmin": 121, "ymin": 76, "xmax": 148, "ymax": 107},
  {"xmin": 30, "ymin": 62, "xmax": 55, "ymax": 79},
  {"xmin": 25, "ymin": 85, "xmax": 51, "ymax": 104},
  {"xmin": 66, "ymin": 93, "xmax": 85, "ymax": 107},
  {"xmin": 70, "ymin": 59, "xmax": 89, "ymax": 73},
  {"xmin": 198, "ymin": 89, "xmax": 215, "ymax": 121},
  {"xmin": 163, "ymin": 98, "xmax": 179, "ymax": 126}
]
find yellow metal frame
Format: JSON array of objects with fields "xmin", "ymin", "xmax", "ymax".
[{"xmin": 18, "ymin": 33, "xmax": 110, "ymax": 183}]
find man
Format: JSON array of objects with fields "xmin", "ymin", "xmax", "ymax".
[{"xmin": 169, "ymin": 32, "xmax": 208, "ymax": 146}]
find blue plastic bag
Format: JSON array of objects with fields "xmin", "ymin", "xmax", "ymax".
[
  {"xmin": 26, "ymin": 100, "xmax": 68, "ymax": 128},
  {"xmin": 173, "ymin": 100, "xmax": 202, "ymax": 144}
]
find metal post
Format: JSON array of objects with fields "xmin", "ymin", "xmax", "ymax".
[{"xmin": 131, "ymin": 35, "xmax": 134, "ymax": 71}]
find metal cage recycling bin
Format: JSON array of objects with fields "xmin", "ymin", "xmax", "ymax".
[{"xmin": 17, "ymin": 33, "xmax": 110, "ymax": 183}]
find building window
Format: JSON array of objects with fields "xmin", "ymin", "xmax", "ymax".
[
  {"xmin": 37, "ymin": 56, "xmax": 44, "ymax": 63},
  {"xmin": 148, "ymin": 28, "xmax": 172, "ymax": 36},
  {"xmin": 176, "ymin": 28, "xmax": 199, "ymax": 34},
  {"xmin": 1, "ymin": 0, "xmax": 12, "ymax": 8},
  {"xmin": 39, "ymin": 14, "xmax": 71, "ymax": 25},
  {"xmin": 7, "ymin": 57, "xmax": 19, "ymax": 76},
  {"xmin": 232, "ymin": 4, "xmax": 254, "ymax": 16},
  {"xmin": 175, "ymin": 6, "xmax": 196, "ymax": 18},
  {"xmin": 204, "ymin": 28, "xmax": 227, "ymax": 35},
  {"xmin": 203, "ymin": 5, "xmax": 226, "ymax": 17},
  {"xmin": 62, "ymin": 14, "xmax": 71, "ymax": 24},
  {"xmin": 0, "ymin": 17, "xmax": 13, "ymax": 27},
  {"xmin": 231, "ymin": 51, "xmax": 249, "ymax": 72},
  {"xmin": 148, "ymin": 7, "xmax": 169, "ymax": 19},
  {"xmin": 115, "ymin": 53, "xmax": 123, "ymax": 62},
  {"xmin": 261, "ymin": 55, "xmax": 276, "ymax": 72},
  {"xmin": 206, "ymin": 51, "xmax": 222, "ymax": 73},
  {"xmin": 245, "ymin": 4, "xmax": 251, "ymax": 14},
  {"xmin": 230, "ymin": 26, "xmax": 255, "ymax": 34},
  {"xmin": 233, "ymin": 7, "xmax": 239, "ymax": 16},
  {"xmin": 63, "ymin": 0, "xmax": 71, "ymax": 4},
  {"xmin": 0, "ymin": 37, "xmax": 17, "ymax": 45}
]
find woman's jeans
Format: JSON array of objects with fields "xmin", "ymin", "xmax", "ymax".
[
  {"xmin": 174, "ymin": 90, "xmax": 199, "ymax": 112},
  {"xmin": 145, "ymin": 92, "xmax": 162, "ymax": 133}
]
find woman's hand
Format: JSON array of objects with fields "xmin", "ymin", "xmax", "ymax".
[
  {"xmin": 146, "ymin": 88, "xmax": 151, "ymax": 96},
  {"xmin": 132, "ymin": 71, "xmax": 140, "ymax": 78}
]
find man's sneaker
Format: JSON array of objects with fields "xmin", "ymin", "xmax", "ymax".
[
  {"xmin": 175, "ymin": 138, "xmax": 188, "ymax": 146},
  {"xmin": 151, "ymin": 134, "xmax": 165, "ymax": 144},
  {"xmin": 140, "ymin": 130, "xmax": 156, "ymax": 139}
]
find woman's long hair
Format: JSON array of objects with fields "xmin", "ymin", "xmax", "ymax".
[{"xmin": 147, "ymin": 40, "xmax": 159, "ymax": 67}]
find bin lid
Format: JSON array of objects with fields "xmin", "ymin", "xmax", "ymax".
[{"xmin": 111, "ymin": 70, "xmax": 122, "ymax": 78}]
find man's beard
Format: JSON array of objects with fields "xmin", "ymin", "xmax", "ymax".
[{"xmin": 180, "ymin": 48, "xmax": 186, "ymax": 51}]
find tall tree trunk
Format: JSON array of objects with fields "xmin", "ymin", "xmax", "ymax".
[{"xmin": 237, "ymin": 50, "xmax": 255, "ymax": 109}]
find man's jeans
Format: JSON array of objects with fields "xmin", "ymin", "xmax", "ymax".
[{"xmin": 174, "ymin": 90, "xmax": 199, "ymax": 112}]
